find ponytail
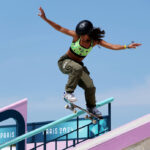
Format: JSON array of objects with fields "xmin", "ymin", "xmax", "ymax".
[{"xmin": 89, "ymin": 27, "xmax": 105, "ymax": 42}]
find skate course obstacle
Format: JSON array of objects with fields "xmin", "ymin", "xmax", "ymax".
[
  {"xmin": 73, "ymin": 113, "xmax": 150, "ymax": 150},
  {"xmin": 0, "ymin": 98, "xmax": 27, "ymax": 150},
  {"xmin": 0, "ymin": 97, "xmax": 114, "ymax": 149}
]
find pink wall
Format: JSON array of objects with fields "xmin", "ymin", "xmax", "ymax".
[
  {"xmin": 0, "ymin": 98, "xmax": 28, "ymax": 150},
  {"xmin": 74, "ymin": 114, "xmax": 150, "ymax": 150},
  {"xmin": 91, "ymin": 122, "xmax": 150, "ymax": 150},
  {"xmin": 0, "ymin": 98, "xmax": 28, "ymax": 126}
]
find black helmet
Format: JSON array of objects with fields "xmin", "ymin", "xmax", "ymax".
[{"xmin": 75, "ymin": 20, "xmax": 93, "ymax": 35}]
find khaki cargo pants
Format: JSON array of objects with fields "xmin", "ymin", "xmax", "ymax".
[{"xmin": 58, "ymin": 54, "xmax": 96, "ymax": 108}]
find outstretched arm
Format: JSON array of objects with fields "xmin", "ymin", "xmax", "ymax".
[
  {"xmin": 98, "ymin": 40, "xmax": 142, "ymax": 50},
  {"xmin": 38, "ymin": 7, "xmax": 77, "ymax": 37}
]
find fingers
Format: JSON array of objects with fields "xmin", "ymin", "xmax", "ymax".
[
  {"xmin": 39, "ymin": 6, "xmax": 42, "ymax": 10},
  {"xmin": 38, "ymin": 7, "xmax": 44, "ymax": 17},
  {"xmin": 38, "ymin": 7, "xmax": 46, "ymax": 19},
  {"xmin": 137, "ymin": 43, "xmax": 142, "ymax": 46},
  {"xmin": 38, "ymin": 7, "xmax": 41, "ymax": 16},
  {"xmin": 38, "ymin": 10, "xmax": 41, "ymax": 16},
  {"xmin": 133, "ymin": 44, "xmax": 141, "ymax": 48},
  {"xmin": 38, "ymin": 6, "xmax": 44, "ymax": 13},
  {"xmin": 134, "ymin": 43, "xmax": 141, "ymax": 45},
  {"xmin": 132, "ymin": 43, "xmax": 142, "ymax": 47},
  {"xmin": 128, "ymin": 43, "xmax": 142, "ymax": 49}
]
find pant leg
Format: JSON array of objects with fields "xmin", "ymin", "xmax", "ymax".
[
  {"xmin": 58, "ymin": 59, "xmax": 83, "ymax": 93},
  {"xmin": 78, "ymin": 66, "xmax": 96, "ymax": 108}
]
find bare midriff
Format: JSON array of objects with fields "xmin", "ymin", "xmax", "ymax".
[{"xmin": 67, "ymin": 49, "xmax": 84, "ymax": 62}]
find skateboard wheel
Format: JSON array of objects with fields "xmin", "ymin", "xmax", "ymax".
[
  {"xmin": 92, "ymin": 120, "xmax": 97, "ymax": 124},
  {"xmin": 73, "ymin": 109, "xmax": 77, "ymax": 113},
  {"xmin": 65, "ymin": 105, "xmax": 69, "ymax": 109},
  {"xmin": 85, "ymin": 115, "xmax": 88, "ymax": 119}
]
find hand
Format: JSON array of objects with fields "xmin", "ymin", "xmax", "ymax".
[
  {"xmin": 38, "ymin": 7, "xmax": 46, "ymax": 20},
  {"xmin": 128, "ymin": 42, "xmax": 142, "ymax": 49}
]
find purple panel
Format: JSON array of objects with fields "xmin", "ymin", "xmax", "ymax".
[
  {"xmin": 91, "ymin": 122, "xmax": 150, "ymax": 150},
  {"xmin": 0, "ymin": 98, "xmax": 27, "ymax": 129},
  {"xmin": 0, "ymin": 98, "xmax": 28, "ymax": 150}
]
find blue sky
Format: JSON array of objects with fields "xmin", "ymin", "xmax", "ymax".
[{"xmin": 0, "ymin": 0, "xmax": 150, "ymax": 129}]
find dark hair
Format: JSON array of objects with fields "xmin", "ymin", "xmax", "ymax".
[{"xmin": 89, "ymin": 27, "xmax": 105, "ymax": 42}]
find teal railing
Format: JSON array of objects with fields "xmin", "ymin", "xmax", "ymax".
[{"xmin": 0, "ymin": 97, "xmax": 114, "ymax": 149}]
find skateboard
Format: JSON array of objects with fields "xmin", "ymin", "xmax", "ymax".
[{"xmin": 64, "ymin": 97, "xmax": 102, "ymax": 124}]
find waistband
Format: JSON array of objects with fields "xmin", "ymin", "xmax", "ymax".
[{"xmin": 58, "ymin": 54, "xmax": 84, "ymax": 66}]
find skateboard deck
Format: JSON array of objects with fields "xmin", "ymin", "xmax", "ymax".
[{"xmin": 64, "ymin": 97, "xmax": 102, "ymax": 124}]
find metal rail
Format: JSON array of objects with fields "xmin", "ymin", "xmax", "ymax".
[{"xmin": 0, "ymin": 97, "xmax": 114, "ymax": 149}]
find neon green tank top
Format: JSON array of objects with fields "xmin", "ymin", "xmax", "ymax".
[{"xmin": 70, "ymin": 38, "xmax": 93, "ymax": 57}]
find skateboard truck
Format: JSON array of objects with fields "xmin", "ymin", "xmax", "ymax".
[
  {"xmin": 85, "ymin": 115, "xmax": 97, "ymax": 124},
  {"xmin": 64, "ymin": 98, "xmax": 102, "ymax": 124},
  {"xmin": 65, "ymin": 104, "xmax": 97, "ymax": 124},
  {"xmin": 65, "ymin": 104, "xmax": 77, "ymax": 113}
]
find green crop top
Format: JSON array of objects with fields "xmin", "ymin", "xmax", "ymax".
[{"xmin": 70, "ymin": 38, "xmax": 93, "ymax": 58}]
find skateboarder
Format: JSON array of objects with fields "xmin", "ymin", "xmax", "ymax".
[{"xmin": 38, "ymin": 7, "xmax": 141, "ymax": 117}]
